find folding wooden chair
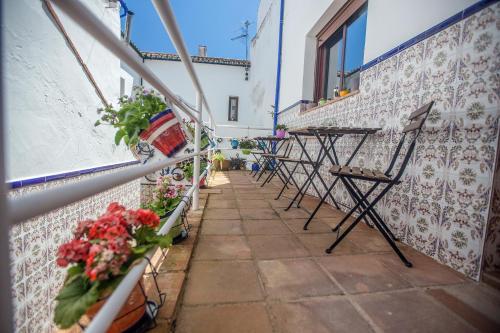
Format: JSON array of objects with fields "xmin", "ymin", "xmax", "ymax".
[
  {"xmin": 325, "ymin": 101, "xmax": 434, "ymax": 267},
  {"xmin": 258, "ymin": 138, "xmax": 295, "ymax": 187}
]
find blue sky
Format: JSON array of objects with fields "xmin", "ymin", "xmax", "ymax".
[{"xmin": 121, "ymin": 0, "xmax": 259, "ymax": 59}]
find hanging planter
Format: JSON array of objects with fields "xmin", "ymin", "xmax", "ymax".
[
  {"xmin": 95, "ymin": 86, "xmax": 186, "ymax": 158},
  {"xmin": 139, "ymin": 109, "xmax": 187, "ymax": 157},
  {"xmin": 230, "ymin": 138, "xmax": 239, "ymax": 149}
]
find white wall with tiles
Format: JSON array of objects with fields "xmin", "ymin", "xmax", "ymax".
[
  {"xmin": 9, "ymin": 167, "xmax": 141, "ymax": 333},
  {"xmin": 3, "ymin": 0, "xmax": 135, "ymax": 181},
  {"xmin": 279, "ymin": 3, "xmax": 500, "ymax": 280}
]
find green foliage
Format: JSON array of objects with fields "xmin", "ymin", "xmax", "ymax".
[
  {"xmin": 145, "ymin": 196, "xmax": 181, "ymax": 218},
  {"xmin": 242, "ymin": 149, "xmax": 251, "ymax": 155},
  {"xmin": 95, "ymin": 86, "xmax": 166, "ymax": 146},
  {"xmin": 276, "ymin": 124, "xmax": 288, "ymax": 131},
  {"xmin": 239, "ymin": 138, "xmax": 256, "ymax": 149},
  {"xmin": 213, "ymin": 152, "xmax": 225, "ymax": 161},
  {"xmin": 54, "ymin": 275, "xmax": 100, "ymax": 329}
]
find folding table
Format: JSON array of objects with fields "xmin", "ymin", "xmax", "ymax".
[{"xmin": 252, "ymin": 136, "xmax": 290, "ymax": 185}]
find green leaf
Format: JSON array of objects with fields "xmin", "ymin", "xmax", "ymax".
[
  {"xmin": 94, "ymin": 120, "xmax": 101, "ymax": 126},
  {"xmin": 54, "ymin": 276, "xmax": 100, "ymax": 329},
  {"xmin": 114, "ymin": 129, "xmax": 126, "ymax": 145}
]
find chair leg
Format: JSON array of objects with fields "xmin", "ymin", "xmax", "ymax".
[
  {"xmin": 275, "ymin": 162, "xmax": 297, "ymax": 200},
  {"xmin": 326, "ymin": 184, "xmax": 412, "ymax": 268},
  {"xmin": 303, "ymin": 180, "xmax": 337, "ymax": 230}
]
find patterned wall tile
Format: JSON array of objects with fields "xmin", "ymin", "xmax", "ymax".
[
  {"xmin": 278, "ymin": 3, "xmax": 500, "ymax": 281},
  {"xmin": 8, "ymin": 166, "xmax": 141, "ymax": 332}
]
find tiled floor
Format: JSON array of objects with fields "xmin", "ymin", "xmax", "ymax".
[{"xmin": 175, "ymin": 171, "xmax": 500, "ymax": 333}]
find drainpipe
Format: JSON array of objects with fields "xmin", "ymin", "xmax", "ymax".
[{"xmin": 272, "ymin": 0, "xmax": 285, "ymax": 135}]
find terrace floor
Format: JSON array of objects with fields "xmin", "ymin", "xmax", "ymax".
[{"xmin": 174, "ymin": 171, "xmax": 500, "ymax": 333}]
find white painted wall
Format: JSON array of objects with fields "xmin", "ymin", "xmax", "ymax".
[
  {"xmin": 252, "ymin": 0, "xmax": 479, "ymax": 111},
  {"xmin": 3, "ymin": 0, "xmax": 134, "ymax": 181},
  {"xmin": 248, "ymin": 0, "xmax": 280, "ymax": 126},
  {"xmin": 143, "ymin": 59, "xmax": 271, "ymax": 139},
  {"xmin": 363, "ymin": 0, "xmax": 477, "ymax": 63}
]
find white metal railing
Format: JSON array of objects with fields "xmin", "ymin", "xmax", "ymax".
[
  {"xmin": 85, "ymin": 167, "xmax": 208, "ymax": 333},
  {"xmin": 2, "ymin": 0, "xmax": 223, "ymax": 332},
  {"xmin": 49, "ymin": 0, "xmax": 201, "ymax": 124},
  {"xmin": 7, "ymin": 151, "xmax": 207, "ymax": 224}
]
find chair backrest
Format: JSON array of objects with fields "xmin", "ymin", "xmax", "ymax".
[{"xmin": 385, "ymin": 101, "xmax": 434, "ymax": 180}]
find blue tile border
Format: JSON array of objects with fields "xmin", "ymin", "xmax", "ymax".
[
  {"xmin": 360, "ymin": 0, "xmax": 498, "ymax": 71},
  {"xmin": 7, "ymin": 160, "xmax": 140, "ymax": 189},
  {"xmin": 279, "ymin": 0, "xmax": 498, "ymax": 115}
]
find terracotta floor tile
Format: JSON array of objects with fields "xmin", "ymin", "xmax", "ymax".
[
  {"xmin": 236, "ymin": 199, "xmax": 271, "ymax": 208},
  {"xmin": 283, "ymin": 218, "xmax": 332, "ymax": 233},
  {"xmin": 203, "ymin": 208, "xmax": 241, "ymax": 220},
  {"xmin": 206, "ymin": 199, "xmax": 237, "ymax": 209},
  {"xmin": 242, "ymin": 219, "xmax": 291, "ymax": 235},
  {"xmin": 270, "ymin": 297, "xmax": 373, "ymax": 333},
  {"xmin": 258, "ymin": 259, "xmax": 341, "ymax": 299},
  {"xmin": 176, "ymin": 303, "xmax": 273, "ymax": 333},
  {"xmin": 428, "ymin": 283, "xmax": 500, "ymax": 329},
  {"xmin": 354, "ymin": 290, "xmax": 472, "ymax": 332},
  {"xmin": 247, "ymin": 235, "xmax": 309, "ymax": 259},
  {"xmin": 268, "ymin": 198, "xmax": 293, "ymax": 208},
  {"xmin": 201, "ymin": 219, "xmax": 243, "ymax": 235},
  {"xmin": 296, "ymin": 233, "xmax": 364, "ymax": 257},
  {"xmin": 239, "ymin": 208, "xmax": 279, "ymax": 220},
  {"xmin": 275, "ymin": 208, "xmax": 311, "ymax": 219},
  {"xmin": 193, "ymin": 236, "xmax": 251, "ymax": 260},
  {"xmin": 317, "ymin": 254, "xmax": 412, "ymax": 294},
  {"xmin": 379, "ymin": 250, "xmax": 466, "ymax": 287},
  {"xmin": 183, "ymin": 261, "xmax": 263, "ymax": 305}
]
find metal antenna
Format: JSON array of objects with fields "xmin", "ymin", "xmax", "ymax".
[{"xmin": 231, "ymin": 20, "xmax": 252, "ymax": 61}]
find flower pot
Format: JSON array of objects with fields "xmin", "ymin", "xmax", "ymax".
[
  {"xmin": 85, "ymin": 281, "xmax": 146, "ymax": 333},
  {"xmin": 139, "ymin": 109, "xmax": 187, "ymax": 157},
  {"xmin": 276, "ymin": 129, "xmax": 286, "ymax": 139},
  {"xmin": 213, "ymin": 160, "xmax": 222, "ymax": 171},
  {"xmin": 230, "ymin": 139, "xmax": 239, "ymax": 149},
  {"xmin": 221, "ymin": 159, "xmax": 231, "ymax": 171}
]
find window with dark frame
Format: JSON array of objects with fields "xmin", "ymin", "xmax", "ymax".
[
  {"xmin": 228, "ymin": 96, "xmax": 239, "ymax": 121},
  {"xmin": 314, "ymin": 0, "xmax": 368, "ymax": 101}
]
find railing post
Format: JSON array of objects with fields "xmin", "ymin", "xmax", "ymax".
[{"xmin": 192, "ymin": 92, "xmax": 202, "ymax": 210}]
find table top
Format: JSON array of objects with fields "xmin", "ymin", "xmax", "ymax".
[
  {"xmin": 292, "ymin": 126, "xmax": 381, "ymax": 135},
  {"xmin": 254, "ymin": 136, "xmax": 290, "ymax": 141}
]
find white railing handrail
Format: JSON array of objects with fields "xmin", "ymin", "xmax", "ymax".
[
  {"xmin": 7, "ymin": 151, "xmax": 207, "ymax": 224},
  {"xmin": 85, "ymin": 167, "xmax": 208, "ymax": 333},
  {"xmin": 49, "ymin": 0, "xmax": 201, "ymax": 124},
  {"xmin": 151, "ymin": 0, "xmax": 217, "ymax": 131}
]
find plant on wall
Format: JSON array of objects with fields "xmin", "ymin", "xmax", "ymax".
[
  {"xmin": 145, "ymin": 175, "xmax": 186, "ymax": 219},
  {"xmin": 239, "ymin": 137, "xmax": 256, "ymax": 149},
  {"xmin": 95, "ymin": 87, "xmax": 166, "ymax": 146}
]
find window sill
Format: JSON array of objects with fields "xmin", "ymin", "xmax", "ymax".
[{"xmin": 302, "ymin": 90, "xmax": 359, "ymax": 114}]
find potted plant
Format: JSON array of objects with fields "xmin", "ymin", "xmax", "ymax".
[
  {"xmin": 275, "ymin": 124, "xmax": 288, "ymax": 139},
  {"xmin": 212, "ymin": 152, "xmax": 225, "ymax": 171},
  {"xmin": 339, "ymin": 88, "xmax": 350, "ymax": 97},
  {"xmin": 230, "ymin": 138, "xmax": 239, "ymax": 149},
  {"xmin": 183, "ymin": 160, "xmax": 208, "ymax": 188},
  {"xmin": 145, "ymin": 175, "xmax": 187, "ymax": 244},
  {"xmin": 239, "ymin": 138, "xmax": 256, "ymax": 150},
  {"xmin": 54, "ymin": 203, "xmax": 171, "ymax": 330},
  {"xmin": 242, "ymin": 149, "xmax": 251, "ymax": 155},
  {"xmin": 184, "ymin": 120, "xmax": 210, "ymax": 150},
  {"xmin": 95, "ymin": 86, "xmax": 187, "ymax": 157},
  {"xmin": 318, "ymin": 98, "xmax": 327, "ymax": 106}
]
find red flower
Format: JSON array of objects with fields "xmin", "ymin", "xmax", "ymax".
[
  {"xmin": 134, "ymin": 209, "xmax": 160, "ymax": 228},
  {"xmin": 107, "ymin": 202, "xmax": 126, "ymax": 214},
  {"xmin": 56, "ymin": 239, "xmax": 91, "ymax": 267},
  {"xmin": 73, "ymin": 219, "xmax": 94, "ymax": 239}
]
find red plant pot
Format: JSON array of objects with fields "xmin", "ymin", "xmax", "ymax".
[{"xmin": 139, "ymin": 109, "xmax": 187, "ymax": 157}]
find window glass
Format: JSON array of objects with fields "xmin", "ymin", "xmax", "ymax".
[
  {"xmin": 324, "ymin": 31, "xmax": 343, "ymax": 99},
  {"xmin": 343, "ymin": 6, "xmax": 367, "ymax": 92},
  {"xmin": 228, "ymin": 97, "xmax": 238, "ymax": 121}
]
